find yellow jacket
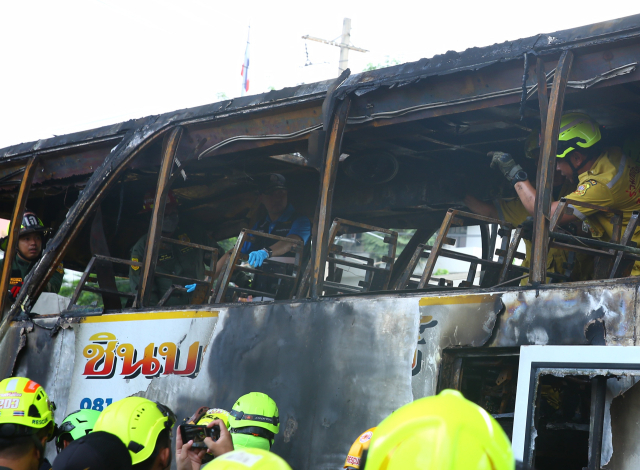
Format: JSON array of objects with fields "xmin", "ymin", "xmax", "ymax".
[{"xmin": 566, "ymin": 147, "xmax": 640, "ymax": 276}]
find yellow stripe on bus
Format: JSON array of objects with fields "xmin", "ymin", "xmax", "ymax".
[
  {"xmin": 419, "ymin": 294, "xmax": 498, "ymax": 307},
  {"xmin": 80, "ymin": 310, "xmax": 219, "ymax": 323}
]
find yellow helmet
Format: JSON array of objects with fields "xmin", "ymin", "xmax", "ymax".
[
  {"xmin": 344, "ymin": 427, "xmax": 375, "ymax": 469},
  {"xmin": 556, "ymin": 112, "xmax": 601, "ymax": 159},
  {"xmin": 365, "ymin": 389, "xmax": 514, "ymax": 470},
  {"xmin": 197, "ymin": 409, "xmax": 231, "ymax": 464},
  {"xmin": 198, "ymin": 408, "xmax": 230, "ymax": 429},
  {"xmin": 0, "ymin": 377, "xmax": 55, "ymax": 440},
  {"xmin": 92, "ymin": 397, "xmax": 176, "ymax": 465},
  {"xmin": 202, "ymin": 448, "xmax": 291, "ymax": 470}
]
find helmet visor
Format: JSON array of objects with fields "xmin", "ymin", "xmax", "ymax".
[{"xmin": 556, "ymin": 136, "xmax": 588, "ymax": 158}]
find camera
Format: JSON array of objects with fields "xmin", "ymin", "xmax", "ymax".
[{"xmin": 180, "ymin": 424, "xmax": 220, "ymax": 448}]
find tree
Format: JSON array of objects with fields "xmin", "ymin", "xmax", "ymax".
[
  {"xmin": 337, "ymin": 229, "xmax": 416, "ymax": 263},
  {"xmin": 59, "ymin": 276, "xmax": 131, "ymax": 308},
  {"xmin": 363, "ymin": 57, "xmax": 401, "ymax": 72}
]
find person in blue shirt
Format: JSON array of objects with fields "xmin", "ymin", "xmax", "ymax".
[{"xmin": 237, "ymin": 174, "xmax": 311, "ymax": 300}]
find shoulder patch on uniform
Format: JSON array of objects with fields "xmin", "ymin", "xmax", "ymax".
[
  {"xmin": 574, "ymin": 182, "xmax": 593, "ymax": 196},
  {"xmin": 178, "ymin": 233, "xmax": 191, "ymax": 243},
  {"xmin": 56, "ymin": 263, "xmax": 64, "ymax": 274},
  {"xmin": 131, "ymin": 258, "xmax": 140, "ymax": 270}
]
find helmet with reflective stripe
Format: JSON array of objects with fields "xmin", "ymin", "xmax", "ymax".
[
  {"xmin": 229, "ymin": 393, "xmax": 279, "ymax": 436},
  {"xmin": 141, "ymin": 189, "xmax": 178, "ymax": 213},
  {"xmin": 344, "ymin": 428, "xmax": 375, "ymax": 469},
  {"xmin": 0, "ymin": 211, "xmax": 48, "ymax": 251},
  {"xmin": 556, "ymin": 112, "xmax": 601, "ymax": 159},
  {"xmin": 92, "ymin": 397, "xmax": 176, "ymax": 465},
  {"xmin": 55, "ymin": 408, "xmax": 101, "ymax": 452},
  {"xmin": 202, "ymin": 448, "xmax": 292, "ymax": 470},
  {"xmin": 365, "ymin": 389, "xmax": 514, "ymax": 470},
  {"xmin": 197, "ymin": 408, "xmax": 230, "ymax": 429},
  {"xmin": 198, "ymin": 408, "xmax": 231, "ymax": 464},
  {"xmin": 0, "ymin": 377, "xmax": 55, "ymax": 440}
]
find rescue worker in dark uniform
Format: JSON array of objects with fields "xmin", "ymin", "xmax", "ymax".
[
  {"xmin": 129, "ymin": 190, "xmax": 219, "ymax": 306},
  {"xmin": 0, "ymin": 211, "xmax": 64, "ymax": 302},
  {"xmin": 218, "ymin": 174, "xmax": 311, "ymax": 301}
]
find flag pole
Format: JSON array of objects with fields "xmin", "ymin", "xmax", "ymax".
[{"xmin": 241, "ymin": 26, "xmax": 250, "ymax": 97}]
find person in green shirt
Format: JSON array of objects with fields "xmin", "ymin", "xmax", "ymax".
[
  {"xmin": 129, "ymin": 190, "xmax": 219, "ymax": 306},
  {"xmin": 0, "ymin": 211, "xmax": 64, "ymax": 301}
]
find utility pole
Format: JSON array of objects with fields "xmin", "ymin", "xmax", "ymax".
[
  {"xmin": 339, "ymin": 18, "xmax": 351, "ymax": 73},
  {"xmin": 302, "ymin": 18, "xmax": 368, "ymax": 75}
]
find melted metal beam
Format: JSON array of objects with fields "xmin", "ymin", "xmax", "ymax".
[
  {"xmin": 311, "ymin": 98, "xmax": 351, "ymax": 298},
  {"xmin": 140, "ymin": 126, "xmax": 184, "ymax": 306},
  {"xmin": 0, "ymin": 156, "xmax": 38, "ymax": 317},
  {"xmin": 530, "ymin": 50, "xmax": 574, "ymax": 284}
]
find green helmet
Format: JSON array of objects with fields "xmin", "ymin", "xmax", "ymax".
[
  {"xmin": 365, "ymin": 389, "xmax": 514, "ymax": 470},
  {"xmin": 55, "ymin": 409, "xmax": 102, "ymax": 452},
  {"xmin": 0, "ymin": 211, "xmax": 48, "ymax": 251},
  {"xmin": 92, "ymin": 397, "xmax": 176, "ymax": 465},
  {"xmin": 202, "ymin": 449, "xmax": 292, "ymax": 470},
  {"xmin": 556, "ymin": 112, "xmax": 601, "ymax": 159},
  {"xmin": 229, "ymin": 393, "xmax": 279, "ymax": 448}
]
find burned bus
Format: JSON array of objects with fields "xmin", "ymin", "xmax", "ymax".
[{"xmin": 3, "ymin": 12, "xmax": 640, "ymax": 470}]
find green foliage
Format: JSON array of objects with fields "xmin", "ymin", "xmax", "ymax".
[
  {"xmin": 216, "ymin": 92, "xmax": 228, "ymax": 100},
  {"xmin": 218, "ymin": 237, "xmax": 238, "ymax": 253},
  {"xmin": 434, "ymin": 268, "xmax": 449, "ymax": 276},
  {"xmin": 59, "ymin": 276, "xmax": 131, "ymax": 308},
  {"xmin": 363, "ymin": 57, "xmax": 401, "ymax": 72},
  {"xmin": 337, "ymin": 230, "xmax": 416, "ymax": 263}
]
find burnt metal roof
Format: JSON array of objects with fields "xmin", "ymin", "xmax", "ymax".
[{"xmin": 2, "ymin": 13, "xmax": 640, "ymax": 160}]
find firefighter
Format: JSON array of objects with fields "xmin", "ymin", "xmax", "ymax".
[
  {"xmin": 201, "ymin": 449, "xmax": 292, "ymax": 470},
  {"xmin": 466, "ymin": 130, "xmax": 574, "ymax": 284},
  {"xmin": 344, "ymin": 428, "xmax": 375, "ymax": 470},
  {"xmin": 0, "ymin": 211, "xmax": 64, "ymax": 301},
  {"xmin": 194, "ymin": 409, "xmax": 231, "ymax": 464},
  {"xmin": 54, "ymin": 409, "xmax": 101, "ymax": 453},
  {"xmin": 363, "ymin": 389, "xmax": 514, "ymax": 470},
  {"xmin": 129, "ymin": 190, "xmax": 220, "ymax": 306},
  {"xmin": 490, "ymin": 112, "xmax": 640, "ymax": 276},
  {"xmin": 0, "ymin": 377, "xmax": 56, "ymax": 470},
  {"xmin": 92, "ymin": 396, "xmax": 176, "ymax": 470},
  {"xmin": 176, "ymin": 417, "xmax": 234, "ymax": 470},
  {"xmin": 228, "ymin": 393, "xmax": 279, "ymax": 451},
  {"xmin": 218, "ymin": 174, "xmax": 311, "ymax": 301}
]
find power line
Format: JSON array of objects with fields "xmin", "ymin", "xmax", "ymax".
[{"xmin": 302, "ymin": 18, "xmax": 368, "ymax": 74}]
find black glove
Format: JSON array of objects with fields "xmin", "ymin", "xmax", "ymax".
[{"xmin": 489, "ymin": 151, "xmax": 524, "ymax": 184}]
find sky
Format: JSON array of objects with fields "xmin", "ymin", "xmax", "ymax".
[{"xmin": 1, "ymin": 1, "xmax": 639, "ymax": 150}]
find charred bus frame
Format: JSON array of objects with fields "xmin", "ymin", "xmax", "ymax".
[{"xmin": 3, "ymin": 13, "xmax": 640, "ymax": 470}]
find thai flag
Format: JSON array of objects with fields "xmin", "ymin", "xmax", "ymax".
[
  {"xmin": 241, "ymin": 27, "xmax": 250, "ymax": 96},
  {"xmin": 13, "ymin": 411, "xmax": 24, "ymax": 416}
]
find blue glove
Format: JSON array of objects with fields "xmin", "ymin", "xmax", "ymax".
[
  {"xmin": 185, "ymin": 283, "xmax": 197, "ymax": 293},
  {"xmin": 248, "ymin": 249, "xmax": 269, "ymax": 268}
]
